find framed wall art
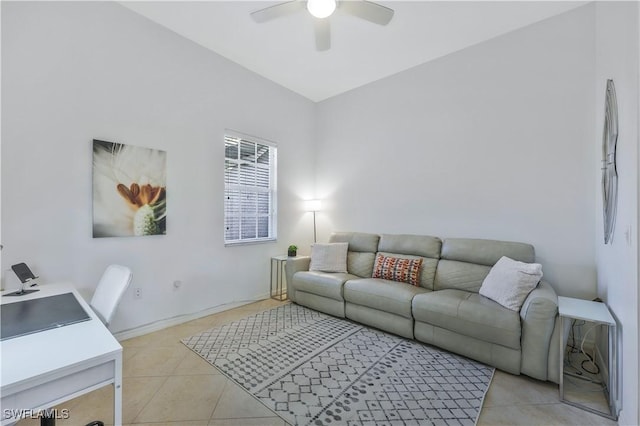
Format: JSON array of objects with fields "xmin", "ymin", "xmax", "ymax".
[{"xmin": 92, "ymin": 139, "xmax": 167, "ymax": 238}]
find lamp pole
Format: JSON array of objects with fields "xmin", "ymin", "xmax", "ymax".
[
  {"xmin": 306, "ymin": 199, "xmax": 321, "ymax": 243},
  {"xmin": 313, "ymin": 210, "xmax": 317, "ymax": 243}
]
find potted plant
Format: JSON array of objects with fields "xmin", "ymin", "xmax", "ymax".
[{"xmin": 287, "ymin": 245, "xmax": 298, "ymax": 257}]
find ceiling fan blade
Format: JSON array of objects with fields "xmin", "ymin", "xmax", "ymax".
[
  {"xmin": 314, "ymin": 18, "xmax": 331, "ymax": 51},
  {"xmin": 339, "ymin": 0, "xmax": 394, "ymax": 25},
  {"xmin": 250, "ymin": 1, "xmax": 306, "ymax": 23}
]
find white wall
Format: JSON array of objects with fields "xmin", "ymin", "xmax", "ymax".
[
  {"xmin": 315, "ymin": 5, "xmax": 596, "ymax": 298},
  {"xmin": 1, "ymin": 2, "xmax": 316, "ymax": 333},
  {"xmin": 594, "ymin": 2, "xmax": 639, "ymax": 425}
]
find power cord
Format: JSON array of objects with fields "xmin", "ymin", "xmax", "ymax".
[
  {"xmin": 564, "ymin": 319, "xmax": 602, "ymax": 382},
  {"xmin": 579, "ymin": 323, "xmax": 600, "ymax": 375}
]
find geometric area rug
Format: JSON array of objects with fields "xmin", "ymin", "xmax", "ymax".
[{"xmin": 182, "ymin": 303, "xmax": 494, "ymax": 426}]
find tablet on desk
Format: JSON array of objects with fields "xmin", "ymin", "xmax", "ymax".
[
  {"xmin": 11, "ymin": 262, "xmax": 38, "ymax": 283},
  {"xmin": 1, "ymin": 292, "xmax": 91, "ymax": 341},
  {"xmin": 4, "ymin": 262, "xmax": 40, "ymax": 296}
]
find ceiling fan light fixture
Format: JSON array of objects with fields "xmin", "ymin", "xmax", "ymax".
[{"xmin": 307, "ymin": 0, "xmax": 336, "ymax": 19}]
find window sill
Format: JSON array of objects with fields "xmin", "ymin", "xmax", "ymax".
[{"xmin": 224, "ymin": 238, "xmax": 277, "ymax": 247}]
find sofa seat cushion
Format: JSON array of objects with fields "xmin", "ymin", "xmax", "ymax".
[
  {"xmin": 293, "ymin": 271, "xmax": 359, "ymax": 301},
  {"xmin": 344, "ymin": 278, "xmax": 430, "ymax": 319},
  {"xmin": 412, "ymin": 289, "xmax": 521, "ymax": 349}
]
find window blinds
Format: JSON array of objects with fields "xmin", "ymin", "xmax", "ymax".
[{"xmin": 224, "ymin": 133, "xmax": 277, "ymax": 244}]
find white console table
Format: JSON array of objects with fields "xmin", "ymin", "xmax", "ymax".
[{"xmin": 558, "ymin": 296, "xmax": 617, "ymax": 420}]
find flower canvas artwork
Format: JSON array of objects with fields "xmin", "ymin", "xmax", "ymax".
[{"xmin": 92, "ymin": 140, "xmax": 167, "ymax": 238}]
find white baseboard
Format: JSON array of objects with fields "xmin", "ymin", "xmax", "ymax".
[{"xmin": 113, "ymin": 292, "xmax": 271, "ymax": 341}]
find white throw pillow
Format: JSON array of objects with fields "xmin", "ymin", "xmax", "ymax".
[
  {"xmin": 309, "ymin": 243, "xmax": 349, "ymax": 273},
  {"xmin": 479, "ymin": 256, "xmax": 543, "ymax": 311}
]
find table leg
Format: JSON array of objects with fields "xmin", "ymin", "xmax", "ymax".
[
  {"xmin": 114, "ymin": 353, "xmax": 123, "ymax": 425},
  {"xmin": 40, "ymin": 409, "xmax": 55, "ymax": 426},
  {"xmin": 280, "ymin": 260, "xmax": 287, "ymax": 299},
  {"xmin": 608, "ymin": 323, "xmax": 617, "ymax": 416},
  {"xmin": 270, "ymin": 258, "xmax": 275, "ymax": 299},
  {"xmin": 559, "ymin": 315, "xmax": 564, "ymax": 401}
]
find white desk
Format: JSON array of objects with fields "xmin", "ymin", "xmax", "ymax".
[
  {"xmin": 1, "ymin": 283, "xmax": 122, "ymax": 425},
  {"xmin": 558, "ymin": 296, "xmax": 617, "ymax": 420}
]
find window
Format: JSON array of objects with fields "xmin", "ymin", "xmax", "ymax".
[{"xmin": 224, "ymin": 132, "xmax": 277, "ymax": 244}]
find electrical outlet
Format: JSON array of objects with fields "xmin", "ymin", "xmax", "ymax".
[{"xmin": 134, "ymin": 287, "xmax": 142, "ymax": 299}]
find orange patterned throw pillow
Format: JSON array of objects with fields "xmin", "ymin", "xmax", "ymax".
[{"xmin": 372, "ymin": 254, "xmax": 423, "ymax": 286}]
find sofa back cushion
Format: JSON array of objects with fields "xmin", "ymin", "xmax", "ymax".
[
  {"xmin": 435, "ymin": 238, "xmax": 535, "ymax": 292},
  {"xmin": 329, "ymin": 232, "xmax": 380, "ymax": 278},
  {"xmin": 377, "ymin": 234, "xmax": 442, "ymax": 290}
]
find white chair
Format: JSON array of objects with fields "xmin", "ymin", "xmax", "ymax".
[
  {"xmin": 90, "ymin": 264, "xmax": 132, "ymax": 327},
  {"xmin": 84, "ymin": 265, "xmax": 132, "ymax": 426}
]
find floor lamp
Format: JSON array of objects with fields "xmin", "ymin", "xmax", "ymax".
[{"xmin": 305, "ymin": 199, "xmax": 321, "ymax": 243}]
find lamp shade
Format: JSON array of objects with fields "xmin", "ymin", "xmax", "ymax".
[
  {"xmin": 306, "ymin": 0, "xmax": 336, "ymax": 19},
  {"xmin": 305, "ymin": 199, "xmax": 322, "ymax": 212}
]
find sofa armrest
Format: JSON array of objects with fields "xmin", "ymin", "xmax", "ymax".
[
  {"xmin": 519, "ymin": 280, "xmax": 558, "ymax": 381},
  {"xmin": 285, "ymin": 256, "xmax": 311, "ymax": 302}
]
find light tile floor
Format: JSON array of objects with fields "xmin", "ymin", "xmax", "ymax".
[{"xmin": 16, "ymin": 299, "xmax": 617, "ymax": 426}]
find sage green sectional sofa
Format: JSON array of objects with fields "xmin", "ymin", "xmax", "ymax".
[{"xmin": 285, "ymin": 232, "xmax": 561, "ymax": 383}]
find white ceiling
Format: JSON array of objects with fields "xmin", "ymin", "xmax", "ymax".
[{"xmin": 121, "ymin": 1, "xmax": 587, "ymax": 102}]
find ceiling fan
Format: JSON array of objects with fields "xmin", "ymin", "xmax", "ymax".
[{"xmin": 250, "ymin": 0, "xmax": 394, "ymax": 51}]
